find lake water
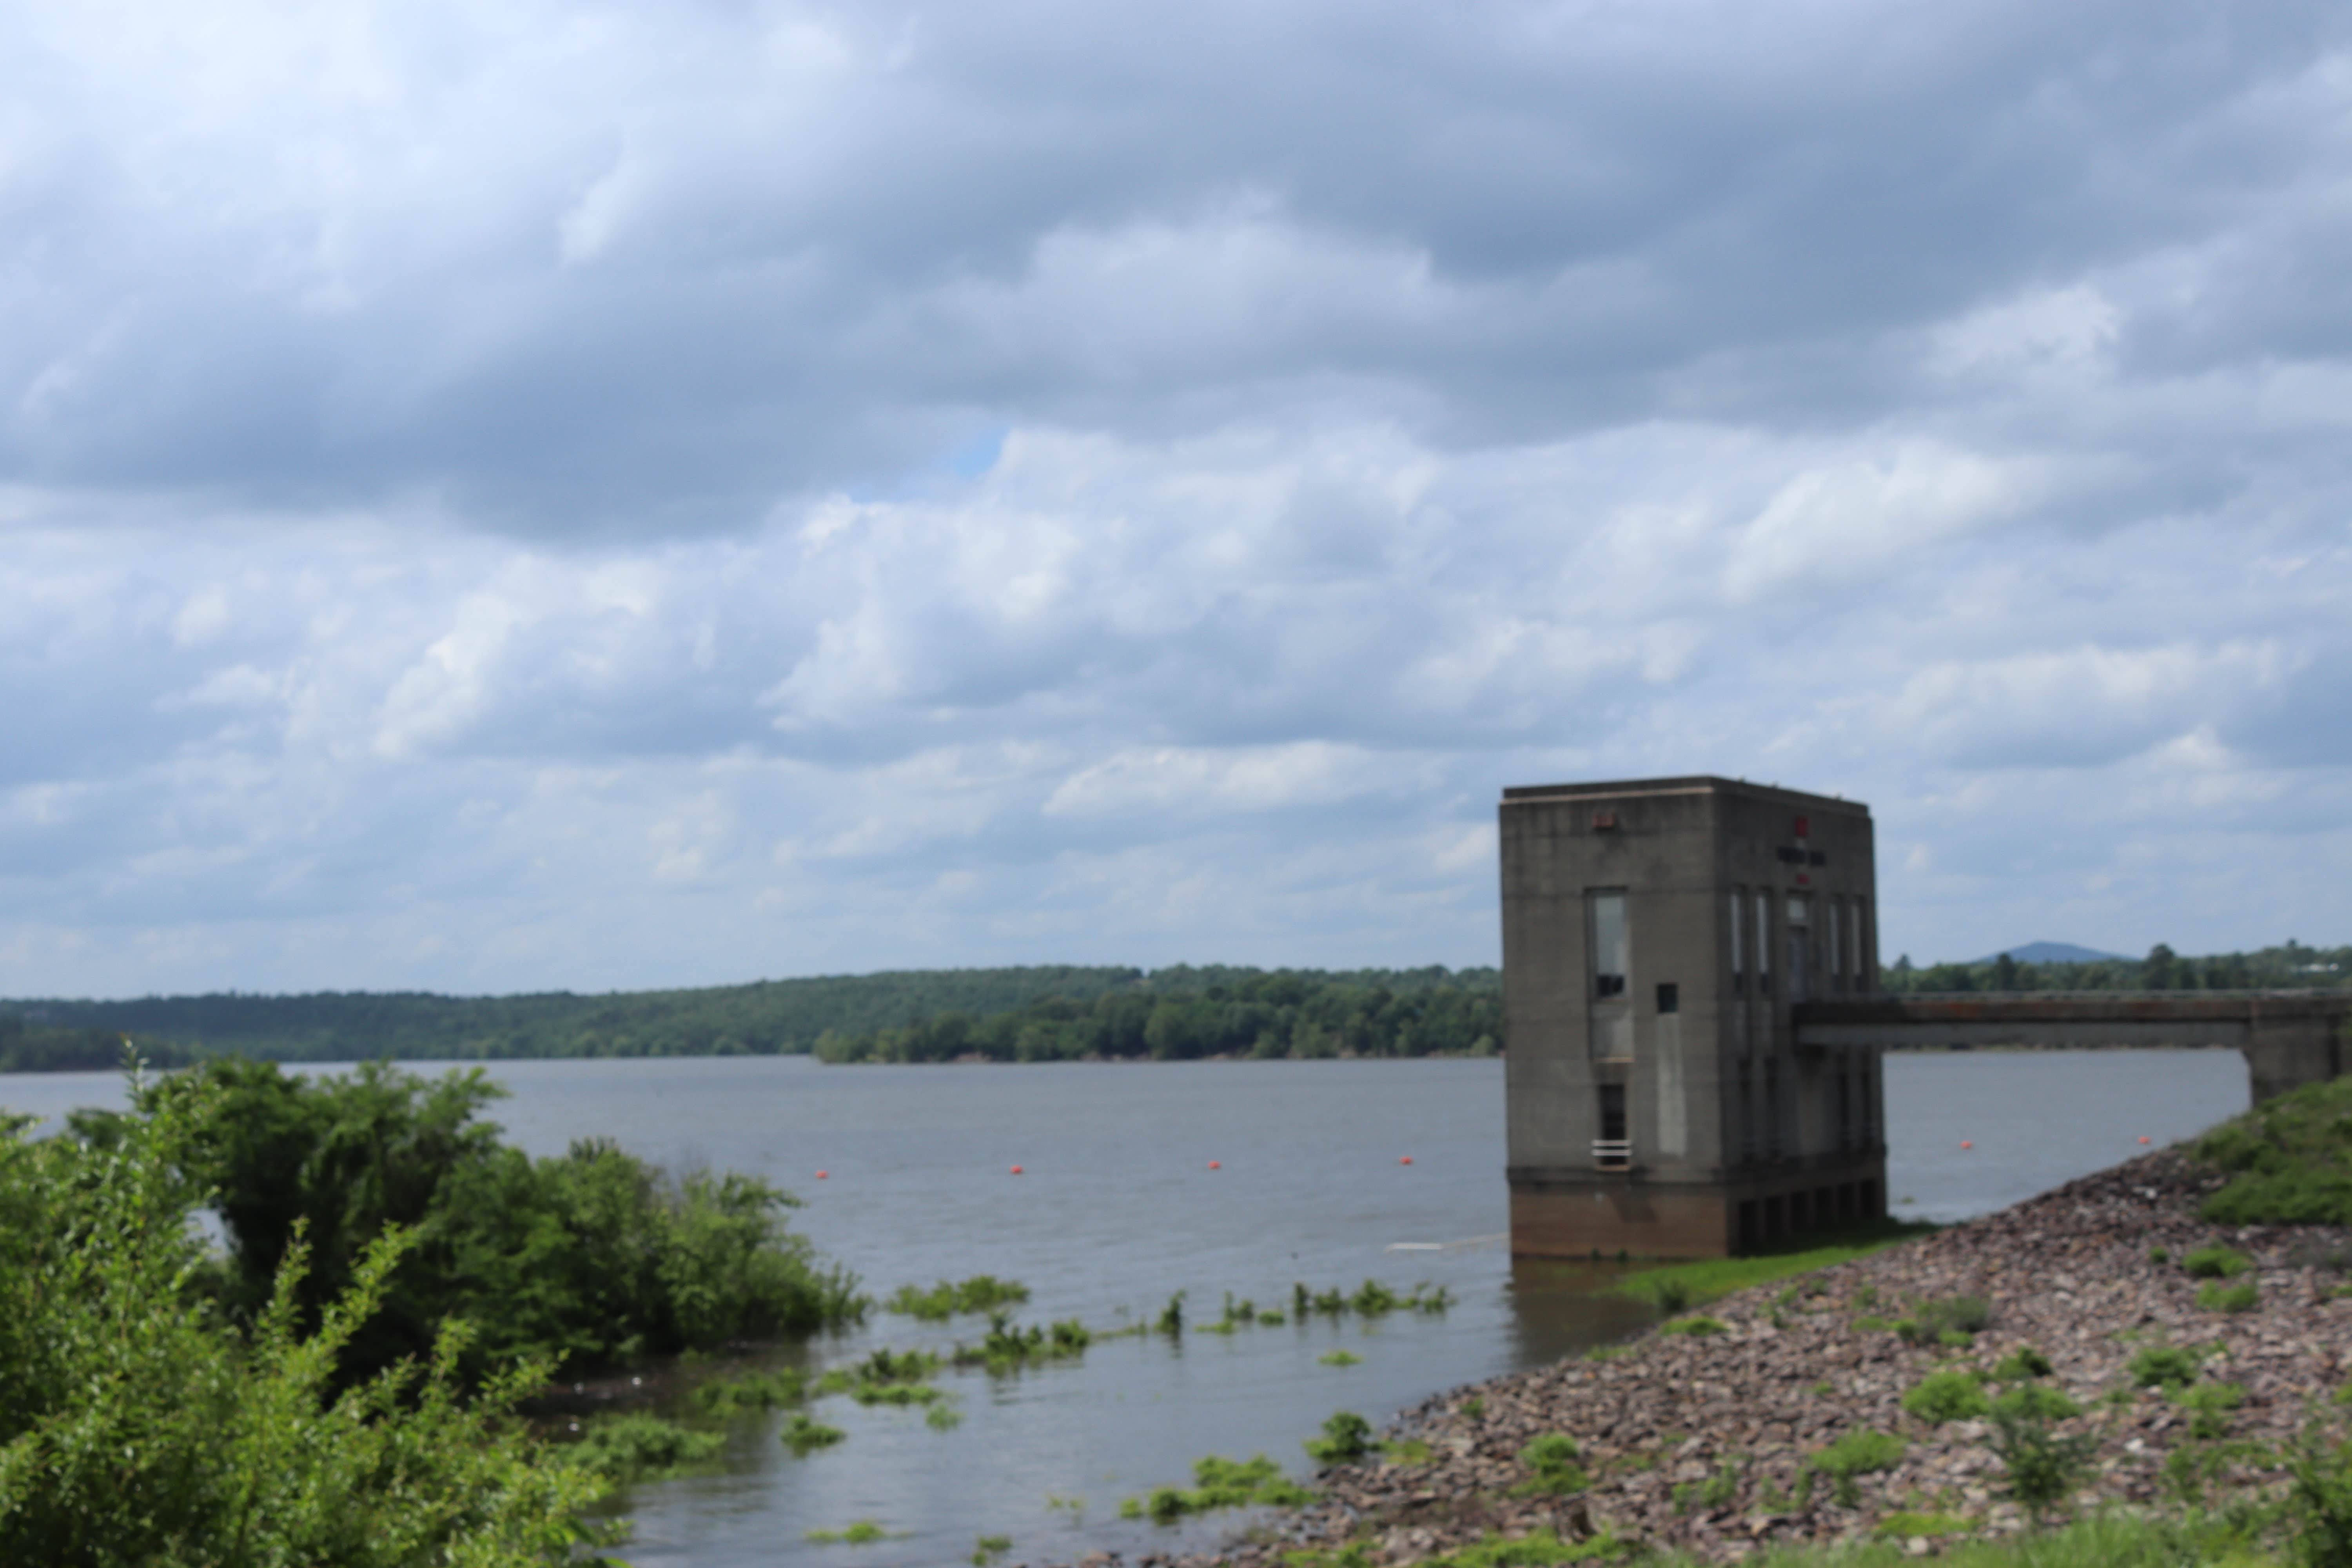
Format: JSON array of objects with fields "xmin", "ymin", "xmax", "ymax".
[{"xmin": 0, "ymin": 1049, "xmax": 2250, "ymax": 1567}]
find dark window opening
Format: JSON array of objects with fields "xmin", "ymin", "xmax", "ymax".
[
  {"xmin": 1598, "ymin": 1084, "xmax": 1627, "ymax": 1143},
  {"xmin": 1655, "ymin": 982, "xmax": 1679, "ymax": 1014}
]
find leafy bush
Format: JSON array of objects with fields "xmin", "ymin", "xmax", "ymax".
[
  {"xmin": 2291, "ymin": 1426, "xmax": 2352, "ymax": 1568},
  {"xmin": 1902, "ymin": 1367, "xmax": 1991, "ymax": 1424},
  {"xmin": 2129, "ymin": 1344, "xmax": 2209, "ymax": 1391},
  {"xmin": 1806, "ymin": 1430, "xmax": 1906, "ymax": 1506},
  {"xmin": 1992, "ymin": 1346, "xmax": 2053, "ymax": 1381},
  {"xmin": 0, "ymin": 1074, "xmax": 610, "ymax": 1565},
  {"xmin": 1897, "ymin": 1296, "xmax": 1989, "ymax": 1345},
  {"xmin": 1989, "ymin": 1390, "xmax": 2093, "ymax": 1521},
  {"xmin": 2179, "ymin": 1381, "xmax": 2245, "ymax": 1441},
  {"xmin": 1992, "ymin": 1385, "xmax": 2082, "ymax": 1423},
  {"xmin": 2198, "ymin": 1280, "xmax": 2260, "ymax": 1314},
  {"xmin": 2183, "ymin": 1246, "xmax": 2252, "ymax": 1278},
  {"xmin": 142, "ymin": 1058, "xmax": 864, "ymax": 1385},
  {"xmin": 1305, "ymin": 1411, "xmax": 1374, "ymax": 1465}
]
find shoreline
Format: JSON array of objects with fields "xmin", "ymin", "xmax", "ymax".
[{"xmin": 1105, "ymin": 1149, "xmax": 2351, "ymax": 1566}]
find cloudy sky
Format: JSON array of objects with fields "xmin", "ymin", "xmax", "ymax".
[{"xmin": 5, "ymin": 0, "xmax": 2350, "ymax": 998}]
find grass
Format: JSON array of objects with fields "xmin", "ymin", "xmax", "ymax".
[
  {"xmin": 806, "ymin": 1520, "xmax": 891, "ymax": 1544},
  {"xmin": 1612, "ymin": 1220, "xmax": 1936, "ymax": 1312},
  {"xmin": 1807, "ymin": 1431, "xmax": 1906, "ymax": 1507},
  {"xmin": 2196, "ymin": 1075, "xmax": 2352, "ymax": 1225},
  {"xmin": 1319, "ymin": 1348, "xmax": 1363, "ymax": 1366},
  {"xmin": 1659, "ymin": 1315, "xmax": 1726, "ymax": 1336},
  {"xmin": 1120, "ymin": 1454, "xmax": 1316, "ymax": 1522},
  {"xmin": 1282, "ymin": 1526, "xmax": 1627, "ymax": 1568},
  {"xmin": 884, "ymin": 1275, "xmax": 1032, "ymax": 1320},
  {"xmin": 972, "ymin": 1534, "xmax": 1014, "ymax": 1565}
]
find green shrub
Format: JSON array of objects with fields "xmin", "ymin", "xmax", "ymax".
[
  {"xmin": 1991, "ymin": 1385, "xmax": 2082, "ymax": 1423},
  {"xmin": 1515, "ymin": 1433, "xmax": 1588, "ymax": 1495},
  {"xmin": 1898, "ymin": 1296, "xmax": 1990, "ymax": 1345},
  {"xmin": 2179, "ymin": 1381, "xmax": 2245, "ymax": 1441},
  {"xmin": 2198, "ymin": 1280, "xmax": 2260, "ymax": 1314},
  {"xmin": 1989, "ymin": 1392, "xmax": 2092, "ymax": 1521},
  {"xmin": 141, "ymin": 1058, "xmax": 864, "ymax": 1386},
  {"xmin": 2184, "ymin": 1246, "xmax": 2253, "ymax": 1278},
  {"xmin": 1306, "ymin": 1412, "xmax": 1374, "ymax": 1465},
  {"xmin": 1902, "ymin": 1367, "xmax": 1991, "ymax": 1424},
  {"xmin": 1992, "ymin": 1346, "xmax": 2053, "ymax": 1381},
  {"xmin": 2128, "ymin": 1345, "xmax": 2207, "ymax": 1391},
  {"xmin": 0, "ymin": 1074, "xmax": 612, "ymax": 1566},
  {"xmin": 2290, "ymin": 1425, "xmax": 2352, "ymax": 1568},
  {"xmin": 1807, "ymin": 1430, "xmax": 1905, "ymax": 1505}
]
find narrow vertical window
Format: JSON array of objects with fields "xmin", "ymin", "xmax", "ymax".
[
  {"xmin": 1728, "ymin": 888, "xmax": 1744, "ymax": 993},
  {"xmin": 1591, "ymin": 891, "xmax": 1628, "ymax": 999},
  {"xmin": 1829, "ymin": 900, "xmax": 1844, "ymax": 989},
  {"xmin": 1850, "ymin": 898, "xmax": 1866, "ymax": 986},
  {"xmin": 1753, "ymin": 891, "xmax": 1771, "ymax": 995}
]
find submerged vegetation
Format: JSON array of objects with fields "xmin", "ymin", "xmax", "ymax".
[
  {"xmin": 1121, "ymin": 1454, "xmax": 1317, "ymax": 1522},
  {"xmin": 886, "ymin": 1274, "xmax": 1032, "ymax": 1319}
]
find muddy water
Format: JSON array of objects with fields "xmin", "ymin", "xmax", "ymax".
[{"xmin": 0, "ymin": 1048, "xmax": 2249, "ymax": 1567}]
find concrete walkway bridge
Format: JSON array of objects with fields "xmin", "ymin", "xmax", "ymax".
[{"xmin": 1794, "ymin": 992, "xmax": 2352, "ymax": 1103}]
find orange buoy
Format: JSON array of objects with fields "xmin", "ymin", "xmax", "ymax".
[
  {"xmin": 2138, "ymin": 1136, "xmax": 2152, "ymax": 1145},
  {"xmin": 1207, "ymin": 1160, "xmax": 1221, "ymax": 1169},
  {"xmin": 1010, "ymin": 1165, "xmax": 1024, "ymax": 1175},
  {"xmin": 816, "ymin": 1170, "xmax": 829, "ymax": 1180},
  {"xmin": 1960, "ymin": 1140, "xmax": 1974, "ymax": 1150},
  {"xmin": 1399, "ymin": 1156, "xmax": 1414, "ymax": 1165}
]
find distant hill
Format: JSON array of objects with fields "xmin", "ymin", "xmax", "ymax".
[
  {"xmin": 0, "ymin": 963, "xmax": 1499, "ymax": 1068},
  {"xmin": 1969, "ymin": 941, "xmax": 2129, "ymax": 965}
]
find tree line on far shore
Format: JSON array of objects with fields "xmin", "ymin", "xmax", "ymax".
[
  {"xmin": 812, "ymin": 968, "xmax": 1503, "ymax": 1063},
  {"xmin": 1880, "ymin": 939, "xmax": 2349, "ymax": 997}
]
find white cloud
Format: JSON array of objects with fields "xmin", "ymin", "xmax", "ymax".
[{"xmin": 5, "ymin": 0, "xmax": 2352, "ymax": 993}]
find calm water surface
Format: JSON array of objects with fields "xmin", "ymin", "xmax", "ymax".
[{"xmin": 0, "ymin": 1049, "xmax": 2250, "ymax": 1567}]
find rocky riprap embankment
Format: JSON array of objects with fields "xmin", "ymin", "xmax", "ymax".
[{"xmin": 1093, "ymin": 1151, "xmax": 2352, "ymax": 1567}]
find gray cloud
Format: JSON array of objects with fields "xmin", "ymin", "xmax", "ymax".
[{"xmin": 4, "ymin": 0, "xmax": 2351, "ymax": 994}]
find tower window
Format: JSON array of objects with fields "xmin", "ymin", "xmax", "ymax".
[
  {"xmin": 1656, "ymin": 982, "xmax": 1679, "ymax": 1014},
  {"xmin": 1590, "ymin": 891, "xmax": 1628, "ymax": 999}
]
